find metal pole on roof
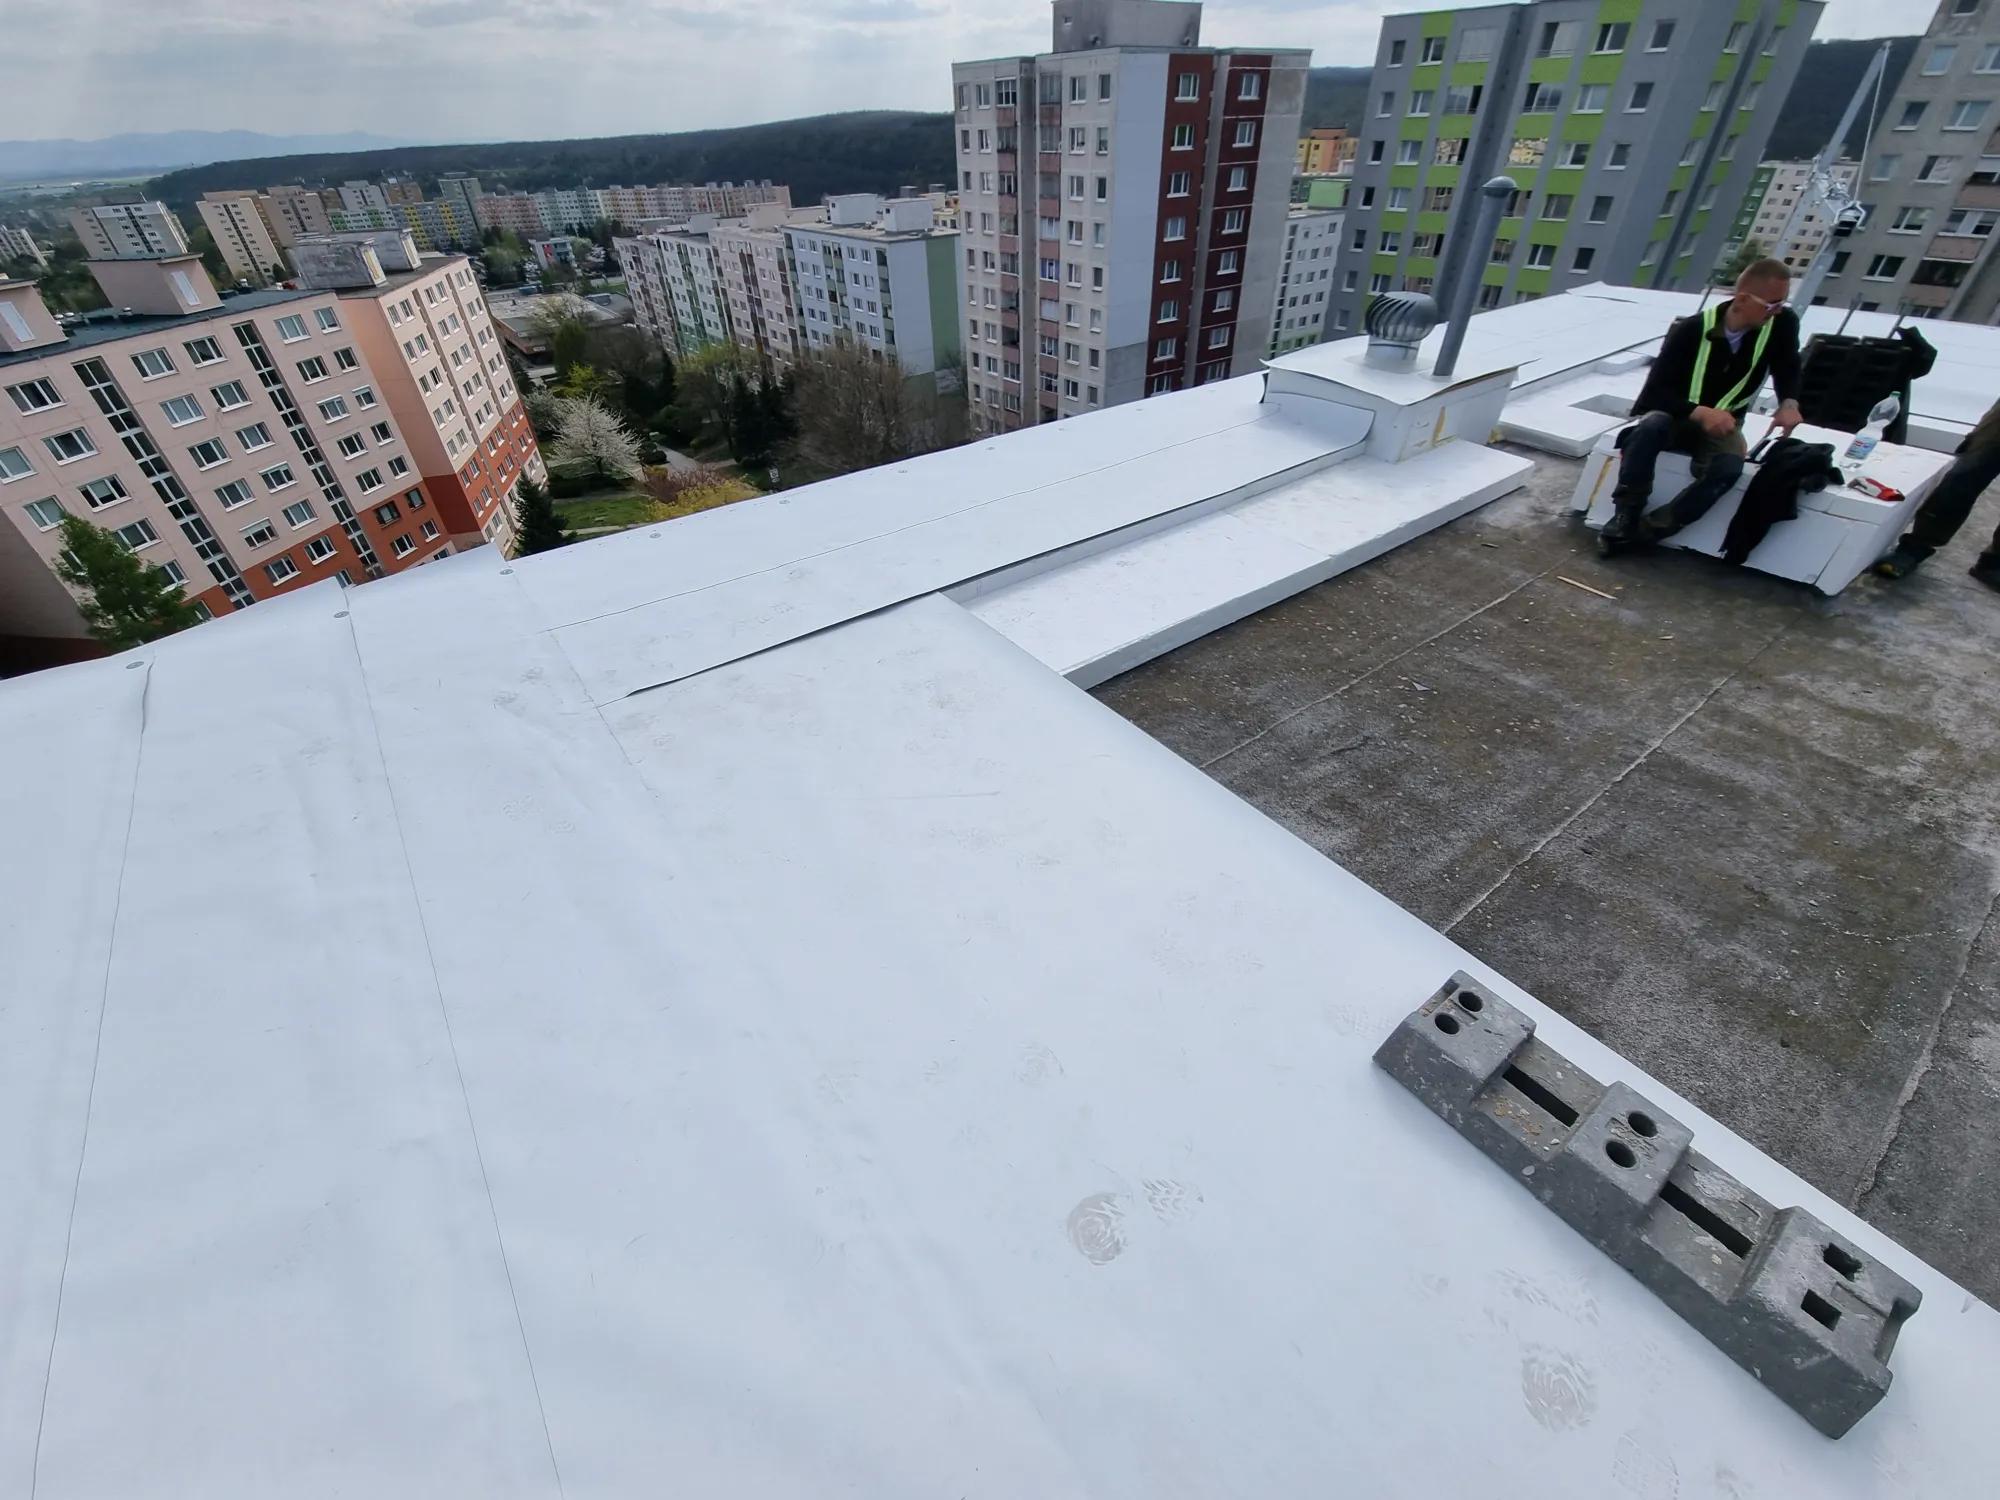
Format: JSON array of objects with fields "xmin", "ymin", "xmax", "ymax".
[{"xmin": 1432, "ymin": 176, "xmax": 1516, "ymax": 381}]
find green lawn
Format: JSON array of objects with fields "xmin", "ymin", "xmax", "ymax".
[{"xmin": 555, "ymin": 476, "xmax": 761, "ymax": 535}]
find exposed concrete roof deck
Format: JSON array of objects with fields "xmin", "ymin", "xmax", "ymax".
[{"xmin": 1100, "ymin": 445, "xmax": 2000, "ymax": 1305}]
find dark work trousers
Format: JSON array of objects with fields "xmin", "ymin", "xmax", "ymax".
[
  {"xmin": 1903, "ymin": 440, "xmax": 2000, "ymax": 561},
  {"xmin": 1613, "ymin": 410, "xmax": 1750, "ymax": 535}
]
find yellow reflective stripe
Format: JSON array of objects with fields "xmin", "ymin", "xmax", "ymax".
[{"xmin": 1691, "ymin": 303, "xmax": 1774, "ymax": 413}]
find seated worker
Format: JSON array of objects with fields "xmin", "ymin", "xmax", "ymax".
[
  {"xmin": 1599, "ymin": 259, "xmax": 1805, "ymax": 558},
  {"xmin": 1874, "ymin": 395, "xmax": 2000, "ymax": 590}
]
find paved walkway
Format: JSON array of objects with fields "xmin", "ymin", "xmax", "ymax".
[{"xmin": 1100, "ymin": 446, "xmax": 2000, "ymax": 1304}]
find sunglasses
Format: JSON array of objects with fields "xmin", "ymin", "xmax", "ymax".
[{"xmin": 1739, "ymin": 290, "xmax": 1789, "ymax": 312}]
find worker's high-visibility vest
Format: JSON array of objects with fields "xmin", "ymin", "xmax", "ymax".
[{"xmin": 1690, "ymin": 303, "xmax": 1774, "ymax": 414}]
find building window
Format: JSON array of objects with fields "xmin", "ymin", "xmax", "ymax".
[
  {"xmin": 112, "ymin": 519, "xmax": 159, "ymax": 552},
  {"xmin": 1587, "ymin": 195, "xmax": 1614, "ymax": 225},
  {"xmin": 211, "ymin": 380, "xmax": 249, "ymax": 410},
  {"xmin": 1626, "ymin": 82, "xmax": 1653, "ymax": 113},
  {"xmin": 1576, "ymin": 85, "xmax": 1607, "ymax": 115},
  {"xmin": 265, "ymin": 556, "xmax": 300, "ymax": 584},
  {"xmin": 304, "ymin": 535, "xmax": 337, "ymax": 564},
  {"xmin": 297, "ymin": 356, "xmax": 329, "ymax": 382},
  {"xmin": 1542, "ymin": 194, "xmax": 1573, "ymax": 221},
  {"xmin": 1423, "ymin": 186, "xmax": 1453, "ymax": 212},
  {"xmin": 1176, "ymin": 72, "xmax": 1200, "ymax": 100},
  {"xmin": 24, "ymin": 497, "xmax": 65, "ymax": 528},
  {"xmin": 1222, "ymin": 208, "xmax": 1246, "ymax": 234},
  {"xmin": 337, "ymin": 433, "xmax": 367, "ymax": 458},
  {"xmin": 1923, "ymin": 44, "xmax": 1958, "ymax": 76},
  {"xmin": 1172, "ymin": 123, "xmax": 1195, "ymax": 150},
  {"xmin": 274, "ymin": 314, "xmax": 310, "ymax": 342},
  {"xmin": 1387, "ymin": 39, "xmax": 1405, "ymax": 66},
  {"xmin": 1572, "ymin": 246, "xmax": 1596, "ymax": 272},
  {"xmin": 0, "ymin": 446, "xmax": 34, "ymax": 482},
  {"xmin": 1161, "ymin": 259, "xmax": 1182, "ymax": 283},
  {"xmin": 236, "ymin": 422, "xmax": 273, "ymax": 451},
  {"xmin": 1536, "ymin": 20, "xmax": 1580, "ymax": 58},
  {"xmin": 1523, "ymin": 82, "xmax": 1563, "ymax": 114},
  {"xmin": 1408, "ymin": 92, "xmax": 1433, "ymax": 118},
  {"xmin": 314, "ymin": 306, "xmax": 341, "ymax": 332},
  {"xmin": 282, "ymin": 498, "xmax": 317, "ymax": 528},
  {"xmin": 1948, "ymin": 100, "xmax": 1990, "ymax": 132},
  {"xmin": 214, "ymin": 479, "xmax": 252, "ymax": 509},
  {"xmin": 1872, "ymin": 153, "xmax": 1901, "ymax": 180},
  {"xmin": 5, "ymin": 377, "xmax": 61, "ymax": 414},
  {"xmin": 1648, "ymin": 20, "xmax": 1675, "ymax": 51},
  {"xmin": 1097, "ymin": 127, "xmax": 1110, "ymax": 155},
  {"xmin": 241, "ymin": 518, "xmax": 278, "ymax": 547},
  {"xmin": 1154, "ymin": 336, "xmax": 1178, "ymax": 361},
  {"xmin": 160, "ymin": 393, "xmax": 203, "ymax": 426},
  {"xmin": 318, "ymin": 395, "xmax": 350, "ymax": 421},
  {"xmin": 1510, "ymin": 138, "xmax": 1546, "ymax": 168},
  {"xmin": 357, "ymin": 468, "xmax": 385, "ymax": 494},
  {"xmin": 1369, "ymin": 273, "xmax": 1392, "ymax": 294},
  {"xmin": 1723, "ymin": 21, "xmax": 1748, "ymax": 52},
  {"xmin": 1864, "ymin": 254, "xmax": 1905, "ymax": 280},
  {"xmin": 1918, "ymin": 155, "xmax": 1957, "ymax": 183},
  {"xmin": 1217, "ymin": 249, "xmax": 1240, "ymax": 275},
  {"xmin": 43, "ymin": 428, "xmax": 95, "ymax": 464},
  {"xmin": 131, "ymin": 347, "xmax": 174, "ymax": 379},
  {"xmin": 1594, "ymin": 21, "xmax": 1629, "ymax": 52},
  {"xmin": 1164, "ymin": 215, "xmax": 1187, "ymax": 241},
  {"xmin": 78, "ymin": 475, "xmax": 126, "ymax": 509},
  {"xmin": 1608, "ymin": 143, "xmax": 1631, "ymax": 169},
  {"xmin": 1158, "ymin": 298, "xmax": 1180, "ymax": 323},
  {"xmin": 260, "ymin": 463, "xmax": 296, "ymax": 491},
  {"xmin": 1207, "ymin": 326, "xmax": 1229, "ymax": 350}
]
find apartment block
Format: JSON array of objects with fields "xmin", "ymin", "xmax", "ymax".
[
  {"xmin": 1297, "ymin": 128, "xmax": 1357, "ymax": 174},
  {"xmin": 786, "ymin": 197, "xmax": 963, "ymax": 382},
  {"xmin": 1735, "ymin": 158, "xmax": 1861, "ymax": 272},
  {"xmin": 1334, "ymin": 0, "xmax": 1821, "ymax": 337},
  {"xmin": 339, "ymin": 181, "xmax": 393, "ymax": 216},
  {"xmin": 953, "ymin": 0, "xmax": 1311, "ymax": 434},
  {"xmin": 1268, "ymin": 205, "xmax": 1341, "ymax": 355},
  {"xmin": 473, "ymin": 192, "xmax": 548, "ymax": 238},
  {"xmin": 0, "ymin": 256, "xmax": 459, "ymax": 641},
  {"xmin": 713, "ymin": 206, "xmax": 822, "ymax": 365},
  {"xmin": 69, "ymin": 201, "xmax": 190, "ymax": 260},
  {"xmin": 438, "ymin": 175, "xmax": 483, "ymax": 234},
  {"xmin": 0, "ymin": 225, "xmax": 47, "ymax": 269},
  {"xmin": 292, "ymin": 232, "xmax": 543, "ymax": 556},
  {"xmin": 262, "ymin": 186, "xmax": 335, "ymax": 246},
  {"xmin": 1813, "ymin": 0, "xmax": 2000, "ymax": 321},
  {"xmin": 197, "ymin": 192, "xmax": 288, "ymax": 286}
]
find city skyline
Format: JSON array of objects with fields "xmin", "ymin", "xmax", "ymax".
[{"xmin": 7, "ymin": 1, "xmax": 1910, "ymax": 147}]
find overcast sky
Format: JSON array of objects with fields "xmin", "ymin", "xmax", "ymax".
[{"xmin": 4, "ymin": 0, "xmax": 1918, "ymax": 145}]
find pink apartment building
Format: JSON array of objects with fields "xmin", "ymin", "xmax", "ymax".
[{"xmin": 0, "ymin": 244, "xmax": 540, "ymax": 665}]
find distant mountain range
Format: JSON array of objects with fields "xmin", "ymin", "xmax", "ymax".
[{"xmin": 0, "ymin": 131, "xmax": 414, "ymax": 184}]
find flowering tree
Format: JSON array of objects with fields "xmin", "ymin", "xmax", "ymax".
[{"xmin": 548, "ymin": 393, "xmax": 642, "ymax": 484}]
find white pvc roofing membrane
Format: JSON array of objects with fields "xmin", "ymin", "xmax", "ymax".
[{"xmin": 5, "ymin": 304, "xmax": 1998, "ymax": 1497}]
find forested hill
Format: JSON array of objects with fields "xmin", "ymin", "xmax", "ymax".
[
  {"xmin": 148, "ymin": 38, "xmax": 1915, "ymax": 214},
  {"xmin": 148, "ymin": 112, "xmax": 957, "ymax": 211}
]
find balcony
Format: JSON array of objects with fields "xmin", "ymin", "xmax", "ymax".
[
  {"xmin": 1926, "ymin": 233, "xmax": 1984, "ymax": 263},
  {"xmin": 1955, "ymin": 180, "xmax": 2000, "ymax": 210}
]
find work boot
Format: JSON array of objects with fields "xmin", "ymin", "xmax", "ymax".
[
  {"xmin": 1597, "ymin": 491, "xmax": 1649, "ymax": 558},
  {"xmin": 1872, "ymin": 542, "xmax": 1930, "ymax": 580},
  {"xmin": 1971, "ymin": 552, "xmax": 2000, "ymax": 593}
]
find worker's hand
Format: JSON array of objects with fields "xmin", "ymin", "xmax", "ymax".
[
  {"xmin": 1691, "ymin": 405, "xmax": 1737, "ymax": 440},
  {"xmin": 1771, "ymin": 400, "xmax": 1805, "ymax": 437}
]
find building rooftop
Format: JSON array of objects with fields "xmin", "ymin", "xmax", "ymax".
[
  {"xmin": 2, "ymin": 286, "xmax": 1995, "ymax": 1494},
  {"xmin": 0, "ymin": 286, "xmax": 310, "ymax": 371}
]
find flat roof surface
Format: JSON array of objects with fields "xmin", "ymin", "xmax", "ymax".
[
  {"xmin": 0, "ymin": 287, "xmax": 310, "ymax": 370},
  {"xmin": 4, "ymin": 286, "xmax": 1997, "ymax": 1494},
  {"xmin": 1101, "ymin": 447, "xmax": 2000, "ymax": 1309}
]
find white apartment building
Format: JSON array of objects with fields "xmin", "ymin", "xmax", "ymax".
[
  {"xmin": 1744, "ymin": 160, "xmax": 1862, "ymax": 272},
  {"xmin": 1268, "ymin": 206, "xmax": 1341, "ymax": 355},
  {"xmin": 784, "ymin": 196, "xmax": 963, "ymax": 383},
  {"xmin": 952, "ymin": 0, "xmax": 1310, "ymax": 433},
  {"xmin": 68, "ymin": 202, "xmax": 190, "ymax": 260},
  {"xmin": 0, "ymin": 225, "xmax": 47, "ymax": 268},
  {"xmin": 338, "ymin": 182, "xmax": 392, "ymax": 216}
]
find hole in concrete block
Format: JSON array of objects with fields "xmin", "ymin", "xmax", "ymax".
[
  {"xmin": 1628, "ymin": 1110, "xmax": 1658, "ymax": 1138},
  {"xmin": 1434, "ymin": 1012, "xmax": 1461, "ymax": 1035},
  {"xmin": 1661, "ymin": 1180, "xmax": 1754, "ymax": 1257},
  {"xmin": 1801, "ymin": 1289, "xmax": 1841, "ymax": 1330},
  {"xmin": 1823, "ymin": 1243, "xmax": 1863, "ymax": 1280},
  {"xmin": 1605, "ymin": 1140, "xmax": 1638, "ymax": 1169},
  {"xmin": 1503, "ymin": 1065, "xmax": 1579, "ymax": 1127},
  {"xmin": 1457, "ymin": 989, "xmax": 1485, "ymax": 1013}
]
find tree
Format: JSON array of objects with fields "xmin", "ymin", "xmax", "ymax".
[
  {"xmin": 785, "ymin": 342, "xmax": 949, "ymax": 479},
  {"xmin": 672, "ymin": 343, "xmax": 756, "ymax": 442},
  {"xmin": 187, "ymin": 223, "xmax": 233, "ymax": 286},
  {"xmin": 510, "ymin": 477, "xmax": 570, "ymax": 556},
  {"xmin": 548, "ymin": 393, "xmax": 642, "ymax": 483},
  {"xmin": 555, "ymin": 363, "xmax": 617, "ymax": 403},
  {"xmin": 1717, "ymin": 238, "xmax": 1768, "ymax": 287},
  {"xmin": 54, "ymin": 515, "xmax": 205, "ymax": 649}
]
